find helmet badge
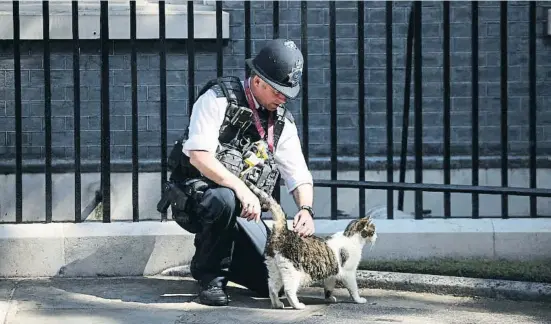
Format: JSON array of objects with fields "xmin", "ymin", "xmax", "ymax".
[
  {"xmin": 282, "ymin": 40, "xmax": 303, "ymax": 87},
  {"xmin": 288, "ymin": 63, "xmax": 302, "ymax": 87},
  {"xmin": 283, "ymin": 40, "xmax": 298, "ymax": 50}
]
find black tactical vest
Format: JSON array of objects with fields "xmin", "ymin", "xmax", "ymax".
[{"xmin": 168, "ymin": 76, "xmax": 294, "ymax": 197}]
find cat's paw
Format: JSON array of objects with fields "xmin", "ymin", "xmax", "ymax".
[
  {"xmin": 325, "ymin": 295, "xmax": 337, "ymax": 303},
  {"xmin": 292, "ymin": 302, "xmax": 306, "ymax": 310},
  {"xmin": 354, "ymin": 297, "xmax": 367, "ymax": 304},
  {"xmin": 272, "ymin": 300, "xmax": 285, "ymax": 309}
]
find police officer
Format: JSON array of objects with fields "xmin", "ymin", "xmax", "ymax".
[{"xmin": 170, "ymin": 39, "xmax": 315, "ymax": 306}]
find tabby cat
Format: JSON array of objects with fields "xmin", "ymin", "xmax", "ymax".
[{"xmin": 243, "ymin": 179, "xmax": 377, "ymax": 310}]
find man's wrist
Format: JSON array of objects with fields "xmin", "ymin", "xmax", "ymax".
[{"xmin": 299, "ymin": 205, "xmax": 315, "ymax": 218}]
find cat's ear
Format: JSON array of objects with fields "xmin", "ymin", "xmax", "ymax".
[{"xmin": 364, "ymin": 222, "xmax": 376, "ymax": 238}]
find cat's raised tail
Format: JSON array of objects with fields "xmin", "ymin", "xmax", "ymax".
[{"xmin": 242, "ymin": 178, "xmax": 287, "ymax": 234}]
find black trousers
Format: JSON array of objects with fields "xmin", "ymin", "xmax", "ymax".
[{"xmin": 176, "ymin": 185, "xmax": 271, "ymax": 297}]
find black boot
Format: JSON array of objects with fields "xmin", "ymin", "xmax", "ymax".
[{"xmin": 198, "ymin": 278, "xmax": 229, "ymax": 306}]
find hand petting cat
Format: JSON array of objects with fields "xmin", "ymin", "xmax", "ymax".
[{"xmin": 292, "ymin": 210, "xmax": 315, "ymax": 237}]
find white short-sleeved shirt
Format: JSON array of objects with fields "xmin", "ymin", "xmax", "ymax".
[{"xmin": 182, "ymin": 79, "xmax": 313, "ymax": 193}]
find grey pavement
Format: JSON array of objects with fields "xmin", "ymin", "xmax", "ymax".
[{"xmin": 1, "ymin": 276, "xmax": 550, "ymax": 324}]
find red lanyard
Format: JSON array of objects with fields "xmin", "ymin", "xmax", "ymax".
[{"xmin": 244, "ymin": 78, "xmax": 275, "ymax": 152}]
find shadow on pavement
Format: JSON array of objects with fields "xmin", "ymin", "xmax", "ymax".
[{"xmin": 1, "ymin": 277, "xmax": 550, "ymax": 324}]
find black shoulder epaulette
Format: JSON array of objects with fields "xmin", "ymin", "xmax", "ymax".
[
  {"xmin": 272, "ymin": 106, "xmax": 294, "ymax": 150},
  {"xmin": 284, "ymin": 108, "xmax": 294, "ymax": 124},
  {"xmin": 195, "ymin": 76, "xmax": 247, "ymax": 107},
  {"xmin": 276, "ymin": 106, "xmax": 294, "ymax": 123},
  {"xmin": 215, "ymin": 76, "xmax": 248, "ymax": 107},
  {"xmin": 210, "ymin": 85, "xmax": 225, "ymax": 98}
]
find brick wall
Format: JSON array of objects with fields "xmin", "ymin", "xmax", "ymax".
[{"xmin": 0, "ymin": 0, "xmax": 550, "ymax": 171}]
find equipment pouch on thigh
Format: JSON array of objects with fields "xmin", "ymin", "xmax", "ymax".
[{"xmin": 157, "ymin": 179, "xmax": 205, "ymax": 234}]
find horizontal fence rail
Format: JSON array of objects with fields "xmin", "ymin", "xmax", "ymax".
[{"xmin": 2, "ymin": 0, "xmax": 548, "ymax": 224}]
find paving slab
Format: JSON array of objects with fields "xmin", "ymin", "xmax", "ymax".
[
  {"xmin": 1, "ymin": 280, "xmax": 17, "ymax": 324},
  {"xmin": 0, "ymin": 276, "xmax": 549, "ymax": 324}
]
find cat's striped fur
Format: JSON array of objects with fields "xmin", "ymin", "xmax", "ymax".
[{"xmin": 243, "ymin": 179, "xmax": 377, "ymax": 309}]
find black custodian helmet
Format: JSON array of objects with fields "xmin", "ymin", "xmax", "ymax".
[{"xmin": 245, "ymin": 38, "xmax": 304, "ymax": 99}]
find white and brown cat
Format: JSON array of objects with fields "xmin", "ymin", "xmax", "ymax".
[{"xmin": 244, "ymin": 179, "xmax": 377, "ymax": 310}]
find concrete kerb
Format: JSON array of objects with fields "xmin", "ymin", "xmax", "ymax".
[
  {"xmin": 0, "ymin": 218, "xmax": 550, "ymax": 302},
  {"xmin": 354, "ymin": 270, "xmax": 551, "ymax": 303}
]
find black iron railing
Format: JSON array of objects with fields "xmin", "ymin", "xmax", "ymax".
[{"xmin": 3, "ymin": 1, "xmax": 550, "ymax": 224}]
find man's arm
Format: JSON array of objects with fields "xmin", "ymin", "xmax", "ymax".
[
  {"xmin": 291, "ymin": 182, "xmax": 313, "ymax": 209},
  {"xmin": 182, "ymin": 89, "xmax": 237, "ymax": 189},
  {"xmin": 273, "ymin": 120, "xmax": 315, "ymax": 236},
  {"xmin": 189, "ymin": 151, "xmax": 261, "ymax": 221},
  {"xmin": 183, "ymin": 91, "xmax": 261, "ymax": 221},
  {"xmin": 273, "ymin": 125, "xmax": 314, "ymax": 199},
  {"xmin": 188, "ymin": 152, "xmax": 241, "ymax": 192}
]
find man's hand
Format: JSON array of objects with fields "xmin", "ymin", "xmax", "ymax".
[
  {"xmin": 235, "ymin": 185, "xmax": 262, "ymax": 223},
  {"xmin": 189, "ymin": 150, "xmax": 262, "ymax": 223},
  {"xmin": 292, "ymin": 209, "xmax": 315, "ymax": 237}
]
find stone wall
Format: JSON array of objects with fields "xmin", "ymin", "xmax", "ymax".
[{"xmin": 0, "ymin": 1, "xmax": 550, "ymax": 172}]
